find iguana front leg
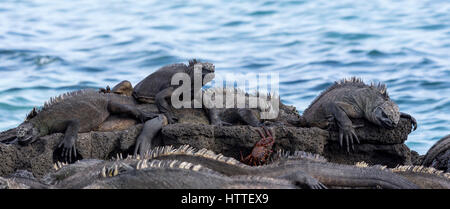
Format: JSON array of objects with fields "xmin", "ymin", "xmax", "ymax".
[
  {"xmin": 108, "ymin": 102, "xmax": 157, "ymax": 123},
  {"xmin": 400, "ymin": 112, "xmax": 417, "ymax": 131},
  {"xmin": 58, "ymin": 120, "xmax": 80, "ymax": 163},
  {"xmin": 325, "ymin": 102, "xmax": 360, "ymax": 152},
  {"xmin": 155, "ymin": 87, "xmax": 178, "ymax": 124}
]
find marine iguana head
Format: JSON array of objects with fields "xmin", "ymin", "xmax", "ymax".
[
  {"xmin": 371, "ymin": 100, "xmax": 400, "ymax": 129},
  {"xmin": 16, "ymin": 122, "xmax": 40, "ymax": 145},
  {"xmin": 188, "ymin": 59, "xmax": 215, "ymax": 85}
]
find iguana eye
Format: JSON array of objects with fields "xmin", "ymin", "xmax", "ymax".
[{"xmin": 381, "ymin": 111, "xmax": 388, "ymax": 119}]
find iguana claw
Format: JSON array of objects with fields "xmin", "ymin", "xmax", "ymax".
[
  {"xmin": 58, "ymin": 137, "xmax": 77, "ymax": 163},
  {"xmin": 339, "ymin": 126, "xmax": 359, "ymax": 152},
  {"xmin": 400, "ymin": 112, "xmax": 417, "ymax": 132}
]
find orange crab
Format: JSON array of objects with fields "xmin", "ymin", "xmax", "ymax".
[{"xmin": 241, "ymin": 127, "xmax": 275, "ymax": 166}]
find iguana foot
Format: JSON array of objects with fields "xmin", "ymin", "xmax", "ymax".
[
  {"xmin": 280, "ymin": 171, "xmax": 328, "ymax": 189},
  {"xmin": 165, "ymin": 113, "xmax": 178, "ymax": 124},
  {"xmin": 304, "ymin": 178, "xmax": 327, "ymax": 189},
  {"xmin": 310, "ymin": 181, "xmax": 327, "ymax": 189},
  {"xmin": 58, "ymin": 136, "xmax": 77, "ymax": 163},
  {"xmin": 338, "ymin": 126, "xmax": 360, "ymax": 153},
  {"xmin": 400, "ymin": 112, "xmax": 417, "ymax": 131}
]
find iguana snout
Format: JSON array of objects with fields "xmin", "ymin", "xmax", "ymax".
[
  {"xmin": 16, "ymin": 122, "xmax": 39, "ymax": 145},
  {"xmin": 196, "ymin": 62, "xmax": 215, "ymax": 84},
  {"xmin": 373, "ymin": 101, "xmax": 400, "ymax": 129}
]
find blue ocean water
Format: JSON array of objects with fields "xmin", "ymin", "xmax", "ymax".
[{"xmin": 0, "ymin": 0, "xmax": 449, "ymax": 154}]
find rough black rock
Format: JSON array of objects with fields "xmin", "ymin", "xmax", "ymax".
[
  {"xmin": 0, "ymin": 102, "xmax": 416, "ymax": 177},
  {"xmin": 324, "ymin": 117, "xmax": 414, "ymax": 167}
]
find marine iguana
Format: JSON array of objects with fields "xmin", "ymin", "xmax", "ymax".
[
  {"xmin": 18, "ymin": 158, "xmax": 296, "ymax": 189},
  {"xmin": 132, "ymin": 59, "xmax": 215, "ymax": 124},
  {"xmin": 130, "ymin": 145, "xmax": 419, "ymax": 189},
  {"xmin": 201, "ymin": 87, "xmax": 278, "ymax": 127},
  {"xmin": 15, "ymin": 89, "xmax": 157, "ymax": 162},
  {"xmin": 86, "ymin": 159, "xmax": 297, "ymax": 189},
  {"xmin": 102, "ymin": 82, "xmax": 279, "ymax": 159},
  {"xmin": 422, "ymin": 134, "xmax": 450, "ymax": 172},
  {"xmin": 0, "ymin": 145, "xmax": 425, "ymax": 189},
  {"xmin": 298, "ymin": 77, "xmax": 417, "ymax": 152}
]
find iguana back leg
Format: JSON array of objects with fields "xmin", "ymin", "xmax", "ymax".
[
  {"xmin": 58, "ymin": 120, "xmax": 80, "ymax": 163},
  {"xmin": 134, "ymin": 114, "xmax": 168, "ymax": 157},
  {"xmin": 107, "ymin": 101, "xmax": 157, "ymax": 123}
]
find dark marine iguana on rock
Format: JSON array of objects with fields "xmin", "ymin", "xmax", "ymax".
[
  {"xmin": 96, "ymin": 59, "xmax": 216, "ymax": 156},
  {"xmin": 13, "ymin": 89, "xmax": 157, "ymax": 162},
  {"xmin": 296, "ymin": 77, "xmax": 417, "ymax": 152},
  {"xmin": 200, "ymin": 87, "xmax": 279, "ymax": 127},
  {"xmin": 127, "ymin": 145, "xmax": 419, "ymax": 189},
  {"xmin": 3, "ymin": 158, "xmax": 297, "ymax": 189},
  {"xmin": 102, "ymin": 80, "xmax": 282, "ymax": 163},
  {"xmin": 132, "ymin": 59, "xmax": 215, "ymax": 124},
  {"xmin": 422, "ymin": 134, "xmax": 450, "ymax": 172},
  {"xmin": 88, "ymin": 159, "xmax": 295, "ymax": 189}
]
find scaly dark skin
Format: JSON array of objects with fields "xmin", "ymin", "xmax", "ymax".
[
  {"xmin": 99, "ymin": 81, "xmax": 177, "ymax": 157},
  {"xmin": 100, "ymin": 84, "xmax": 171, "ymax": 157},
  {"xmin": 299, "ymin": 77, "xmax": 417, "ymax": 152},
  {"xmin": 422, "ymin": 134, "xmax": 450, "ymax": 172},
  {"xmin": 389, "ymin": 165, "xmax": 450, "ymax": 189},
  {"xmin": 104, "ymin": 83, "xmax": 274, "ymax": 158},
  {"xmin": 136, "ymin": 145, "xmax": 419, "ymax": 189},
  {"xmin": 133, "ymin": 59, "xmax": 215, "ymax": 124},
  {"xmin": 15, "ymin": 89, "xmax": 157, "ymax": 163},
  {"xmin": 84, "ymin": 159, "xmax": 296, "ymax": 189},
  {"xmin": 6, "ymin": 158, "xmax": 296, "ymax": 189},
  {"xmin": 202, "ymin": 88, "xmax": 301, "ymax": 128},
  {"xmin": 1, "ymin": 146, "xmax": 427, "ymax": 189}
]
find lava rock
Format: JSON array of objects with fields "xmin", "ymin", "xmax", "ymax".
[
  {"xmin": 161, "ymin": 124, "xmax": 328, "ymax": 160},
  {"xmin": 328, "ymin": 118, "xmax": 414, "ymax": 144}
]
